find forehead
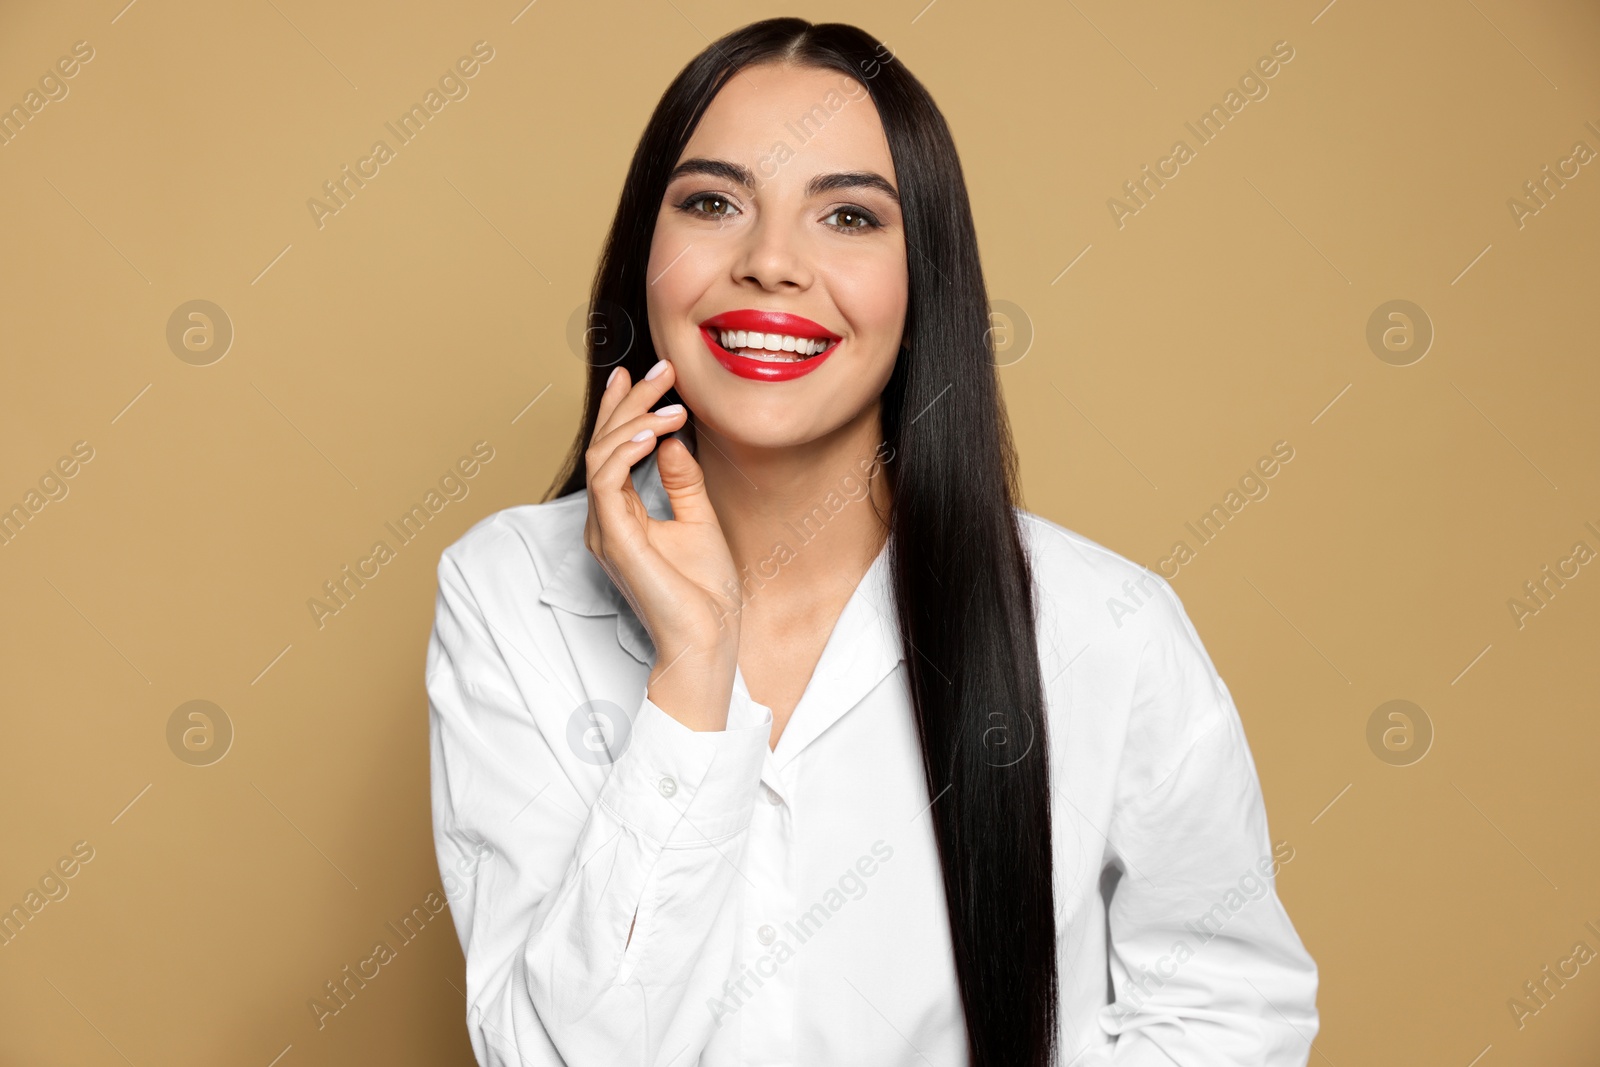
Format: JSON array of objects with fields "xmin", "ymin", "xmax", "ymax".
[{"xmin": 678, "ymin": 61, "xmax": 896, "ymax": 181}]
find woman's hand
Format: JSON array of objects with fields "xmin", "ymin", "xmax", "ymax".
[{"xmin": 584, "ymin": 359, "xmax": 743, "ymax": 725}]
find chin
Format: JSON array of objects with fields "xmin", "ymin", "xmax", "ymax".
[{"xmin": 692, "ymin": 401, "xmax": 823, "ymax": 448}]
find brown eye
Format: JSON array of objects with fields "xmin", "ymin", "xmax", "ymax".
[
  {"xmin": 679, "ymin": 193, "xmax": 739, "ymax": 219},
  {"xmin": 823, "ymin": 206, "xmax": 882, "ymax": 233}
]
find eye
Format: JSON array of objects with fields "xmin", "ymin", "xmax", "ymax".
[
  {"xmin": 822, "ymin": 205, "xmax": 882, "ymax": 233},
  {"xmin": 677, "ymin": 192, "xmax": 741, "ymax": 220}
]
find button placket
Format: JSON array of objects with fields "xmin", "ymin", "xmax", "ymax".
[
  {"xmin": 751, "ymin": 781, "xmax": 789, "ymax": 951},
  {"xmin": 736, "ymin": 775, "xmax": 796, "ymax": 1062}
]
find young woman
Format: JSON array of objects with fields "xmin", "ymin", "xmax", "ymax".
[{"xmin": 427, "ymin": 17, "xmax": 1319, "ymax": 1067}]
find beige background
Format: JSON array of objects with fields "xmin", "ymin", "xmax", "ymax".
[{"xmin": 3, "ymin": 0, "xmax": 1598, "ymax": 1063}]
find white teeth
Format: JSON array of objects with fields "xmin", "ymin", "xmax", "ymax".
[{"xmin": 716, "ymin": 328, "xmax": 834, "ymax": 359}]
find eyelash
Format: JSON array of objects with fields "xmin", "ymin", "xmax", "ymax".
[{"xmin": 675, "ymin": 192, "xmax": 883, "ymax": 233}]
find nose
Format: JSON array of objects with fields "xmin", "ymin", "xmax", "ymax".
[{"xmin": 731, "ymin": 211, "xmax": 813, "ymax": 292}]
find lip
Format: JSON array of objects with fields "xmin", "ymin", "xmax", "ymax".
[{"xmin": 698, "ymin": 309, "xmax": 843, "ymax": 383}]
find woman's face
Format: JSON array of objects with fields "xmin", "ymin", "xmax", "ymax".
[{"xmin": 645, "ymin": 61, "xmax": 908, "ymax": 451}]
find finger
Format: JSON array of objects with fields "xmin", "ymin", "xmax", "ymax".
[
  {"xmin": 587, "ymin": 366, "xmax": 642, "ymax": 548},
  {"xmin": 590, "ymin": 403, "xmax": 690, "ymax": 464},
  {"xmin": 587, "ymin": 411, "xmax": 684, "ymax": 548},
  {"xmin": 591, "ymin": 364, "xmax": 632, "ymax": 449},
  {"xmin": 586, "ymin": 365, "xmax": 670, "ymax": 504},
  {"xmin": 596, "ymin": 359, "xmax": 677, "ymax": 443},
  {"xmin": 654, "ymin": 434, "xmax": 721, "ymax": 528}
]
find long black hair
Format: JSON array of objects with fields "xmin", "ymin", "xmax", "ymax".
[{"xmin": 544, "ymin": 18, "xmax": 1058, "ymax": 1066}]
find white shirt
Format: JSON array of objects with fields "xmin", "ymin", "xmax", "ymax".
[{"xmin": 427, "ymin": 450, "xmax": 1320, "ymax": 1067}]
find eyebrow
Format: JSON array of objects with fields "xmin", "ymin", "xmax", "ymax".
[{"xmin": 668, "ymin": 157, "xmax": 900, "ymax": 204}]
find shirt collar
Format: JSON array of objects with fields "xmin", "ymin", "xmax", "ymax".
[
  {"xmin": 768, "ymin": 536, "xmax": 903, "ymax": 766},
  {"xmin": 536, "ymin": 447, "xmax": 906, "ymax": 746},
  {"xmin": 536, "ymin": 451, "xmax": 674, "ymax": 664}
]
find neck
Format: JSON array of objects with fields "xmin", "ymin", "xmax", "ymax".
[{"xmin": 691, "ymin": 409, "xmax": 893, "ymax": 613}]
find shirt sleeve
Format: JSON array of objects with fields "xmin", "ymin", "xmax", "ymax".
[
  {"xmin": 427, "ymin": 545, "xmax": 771, "ymax": 1067},
  {"xmin": 1092, "ymin": 577, "xmax": 1321, "ymax": 1066}
]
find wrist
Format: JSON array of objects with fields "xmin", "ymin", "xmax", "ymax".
[
  {"xmin": 656, "ymin": 626, "xmax": 739, "ymax": 670},
  {"xmin": 647, "ymin": 642, "xmax": 739, "ymax": 732}
]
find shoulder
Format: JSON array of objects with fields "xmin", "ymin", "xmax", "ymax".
[
  {"xmin": 1015, "ymin": 508, "xmax": 1185, "ymax": 648},
  {"xmin": 436, "ymin": 489, "xmax": 589, "ymax": 596},
  {"xmin": 1016, "ymin": 509, "xmax": 1236, "ymax": 789},
  {"xmin": 426, "ymin": 491, "xmax": 594, "ymax": 693},
  {"xmin": 1016, "ymin": 509, "xmax": 1152, "ymax": 592}
]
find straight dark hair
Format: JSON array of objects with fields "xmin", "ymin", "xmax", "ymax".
[{"xmin": 545, "ymin": 17, "xmax": 1058, "ymax": 1066}]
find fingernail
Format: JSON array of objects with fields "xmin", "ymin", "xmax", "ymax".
[
  {"xmin": 606, "ymin": 366, "xmax": 621, "ymax": 388},
  {"xmin": 654, "ymin": 404, "xmax": 683, "ymax": 416},
  {"xmin": 630, "ymin": 429, "xmax": 655, "ymax": 442},
  {"xmin": 644, "ymin": 360, "xmax": 668, "ymax": 381}
]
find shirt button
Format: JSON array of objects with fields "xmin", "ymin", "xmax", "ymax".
[
  {"xmin": 756, "ymin": 924, "xmax": 776, "ymax": 945},
  {"xmin": 657, "ymin": 776, "xmax": 678, "ymax": 798},
  {"xmin": 765, "ymin": 786, "xmax": 783, "ymax": 806}
]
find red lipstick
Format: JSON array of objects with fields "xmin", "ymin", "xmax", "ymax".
[{"xmin": 699, "ymin": 310, "xmax": 843, "ymax": 383}]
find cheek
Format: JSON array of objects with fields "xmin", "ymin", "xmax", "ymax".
[
  {"xmin": 645, "ymin": 217, "xmax": 673, "ymax": 275},
  {"xmin": 645, "ymin": 236, "xmax": 692, "ymax": 323},
  {"xmin": 646, "ymin": 218, "xmax": 716, "ymax": 306},
  {"xmin": 646, "ymin": 206, "xmax": 692, "ymax": 271},
  {"xmin": 831, "ymin": 252, "xmax": 909, "ymax": 338}
]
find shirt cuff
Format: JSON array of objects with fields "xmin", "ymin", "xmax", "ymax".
[{"xmin": 596, "ymin": 682, "xmax": 772, "ymax": 849}]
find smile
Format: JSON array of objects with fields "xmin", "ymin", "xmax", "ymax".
[{"xmin": 698, "ymin": 310, "xmax": 843, "ymax": 382}]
